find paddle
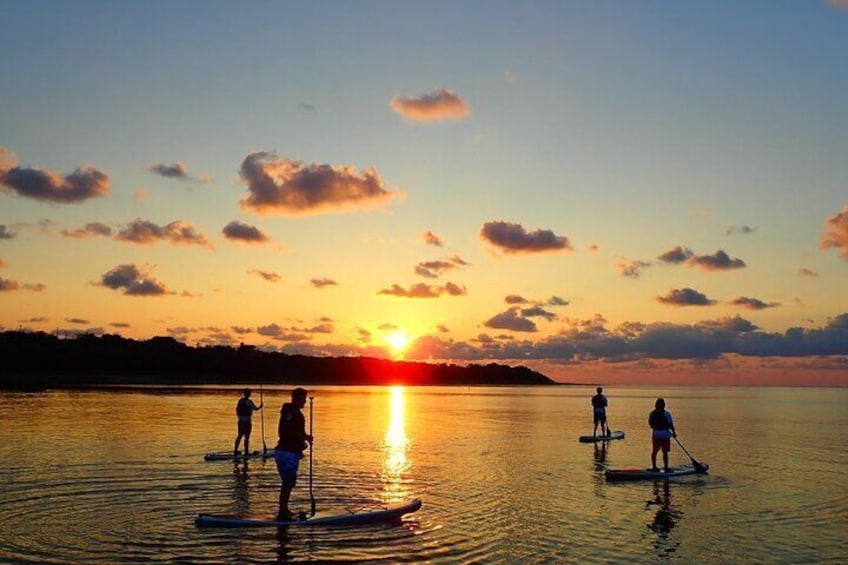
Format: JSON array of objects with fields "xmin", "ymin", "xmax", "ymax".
[
  {"xmin": 259, "ymin": 382, "xmax": 267, "ymax": 456},
  {"xmin": 673, "ymin": 436, "xmax": 708, "ymax": 474},
  {"xmin": 309, "ymin": 395, "xmax": 316, "ymax": 517}
]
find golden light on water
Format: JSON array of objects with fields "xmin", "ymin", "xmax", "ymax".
[{"xmin": 382, "ymin": 386, "xmax": 410, "ymax": 500}]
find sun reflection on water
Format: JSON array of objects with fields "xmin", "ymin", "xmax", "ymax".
[{"xmin": 382, "ymin": 386, "xmax": 411, "ymax": 501}]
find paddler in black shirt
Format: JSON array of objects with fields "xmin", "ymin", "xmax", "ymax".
[
  {"xmin": 233, "ymin": 388, "xmax": 262, "ymax": 458},
  {"xmin": 274, "ymin": 387, "xmax": 313, "ymax": 521},
  {"xmin": 591, "ymin": 387, "xmax": 609, "ymax": 437}
]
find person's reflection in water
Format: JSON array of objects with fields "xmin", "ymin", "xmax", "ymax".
[
  {"xmin": 275, "ymin": 525, "xmax": 291, "ymax": 563},
  {"xmin": 593, "ymin": 441, "xmax": 608, "ymax": 472},
  {"xmin": 646, "ymin": 480, "xmax": 683, "ymax": 559},
  {"xmin": 231, "ymin": 460, "xmax": 250, "ymax": 513}
]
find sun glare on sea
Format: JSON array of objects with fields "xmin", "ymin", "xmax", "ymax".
[{"xmin": 385, "ymin": 332, "xmax": 410, "ymax": 357}]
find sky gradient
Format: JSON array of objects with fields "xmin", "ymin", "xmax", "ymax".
[{"xmin": 1, "ymin": 1, "xmax": 847, "ymax": 386}]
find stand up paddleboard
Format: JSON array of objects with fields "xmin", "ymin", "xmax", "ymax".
[
  {"xmin": 579, "ymin": 430, "xmax": 625, "ymax": 443},
  {"xmin": 195, "ymin": 498, "xmax": 422, "ymax": 528},
  {"xmin": 203, "ymin": 450, "xmax": 273, "ymax": 462},
  {"xmin": 604, "ymin": 464, "xmax": 709, "ymax": 481}
]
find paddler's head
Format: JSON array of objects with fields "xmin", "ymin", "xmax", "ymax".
[{"xmin": 292, "ymin": 387, "xmax": 308, "ymax": 408}]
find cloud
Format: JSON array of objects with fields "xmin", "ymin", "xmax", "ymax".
[
  {"xmin": 618, "ymin": 257, "xmax": 652, "ymax": 278},
  {"xmin": 238, "ymin": 151, "xmax": 404, "ymax": 216},
  {"xmin": 657, "ymin": 246, "xmax": 694, "ymax": 264},
  {"xmin": 696, "ymin": 315, "xmax": 759, "ymax": 333},
  {"xmin": 148, "ymin": 162, "xmax": 211, "ymax": 183},
  {"xmin": 820, "ymin": 205, "xmax": 848, "ymax": 260},
  {"xmin": 222, "ymin": 221, "xmax": 270, "ymax": 244},
  {"xmin": 61, "ymin": 222, "xmax": 112, "ymax": 239},
  {"xmin": 299, "ymin": 323, "xmax": 334, "ymax": 334},
  {"xmin": 689, "ymin": 250, "xmax": 746, "ymax": 271},
  {"xmin": 658, "ymin": 246, "xmax": 745, "ymax": 271},
  {"xmin": 0, "ymin": 278, "xmax": 45, "ymax": 292},
  {"xmin": 390, "ymin": 88, "xmax": 470, "ymax": 122},
  {"xmin": 65, "ymin": 317, "xmax": 90, "ymax": 325},
  {"xmin": 798, "ymin": 267, "xmax": 819, "ymax": 277},
  {"xmin": 111, "ymin": 322, "xmax": 131, "ymax": 328},
  {"xmin": 729, "ymin": 296, "xmax": 780, "ymax": 310},
  {"xmin": 506, "ymin": 294, "xmax": 569, "ymax": 308},
  {"xmin": 521, "ymin": 306, "xmax": 557, "ymax": 321},
  {"xmin": 255, "ymin": 321, "xmax": 334, "ymax": 337},
  {"xmin": 421, "ymin": 230, "xmax": 443, "ymax": 246},
  {"xmin": 98, "ymin": 264, "xmax": 168, "ymax": 296},
  {"xmin": 297, "ymin": 103, "xmax": 315, "ymax": 112},
  {"xmin": 443, "ymin": 282, "xmax": 467, "ymax": 296},
  {"xmin": 484, "ymin": 307, "xmax": 538, "ymax": 332},
  {"xmin": 115, "ymin": 218, "xmax": 211, "ymax": 247},
  {"xmin": 159, "ymin": 312, "xmax": 848, "ymax": 366},
  {"xmin": 479, "ymin": 221, "xmax": 572, "ymax": 255},
  {"xmin": 248, "ymin": 269, "xmax": 281, "ymax": 283},
  {"xmin": 414, "ymin": 256, "xmax": 468, "ymax": 279},
  {"xmin": 377, "ymin": 282, "xmax": 467, "ymax": 298},
  {"xmin": 657, "ymin": 288, "xmax": 717, "ymax": 307},
  {"xmin": 449, "ymin": 254, "xmax": 471, "ymax": 267},
  {"xmin": 0, "ymin": 146, "xmax": 109, "ymax": 203},
  {"xmin": 0, "ymin": 225, "xmax": 15, "ymax": 240},
  {"xmin": 311, "ymin": 277, "xmax": 338, "ymax": 289},
  {"xmin": 726, "ymin": 225, "xmax": 756, "ymax": 235},
  {"xmin": 403, "ymin": 312, "xmax": 848, "ymax": 363}
]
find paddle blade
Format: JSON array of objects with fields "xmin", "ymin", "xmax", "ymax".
[{"xmin": 692, "ymin": 459, "xmax": 709, "ymax": 474}]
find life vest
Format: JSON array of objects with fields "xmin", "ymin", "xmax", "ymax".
[
  {"xmin": 277, "ymin": 402, "xmax": 306, "ymax": 454},
  {"xmin": 649, "ymin": 409, "xmax": 670, "ymax": 430}
]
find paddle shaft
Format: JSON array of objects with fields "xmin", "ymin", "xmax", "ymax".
[
  {"xmin": 309, "ymin": 396, "xmax": 316, "ymax": 516},
  {"xmin": 673, "ymin": 435, "xmax": 705, "ymax": 471},
  {"xmin": 260, "ymin": 382, "xmax": 267, "ymax": 454}
]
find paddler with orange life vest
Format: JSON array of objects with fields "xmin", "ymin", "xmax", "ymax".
[{"xmin": 233, "ymin": 388, "xmax": 263, "ymax": 458}]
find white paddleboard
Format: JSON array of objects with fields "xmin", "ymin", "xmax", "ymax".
[
  {"xmin": 195, "ymin": 498, "xmax": 422, "ymax": 528},
  {"xmin": 203, "ymin": 450, "xmax": 273, "ymax": 462},
  {"xmin": 579, "ymin": 430, "xmax": 625, "ymax": 443},
  {"xmin": 604, "ymin": 464, "xmax": 709, "ymax": 481}
]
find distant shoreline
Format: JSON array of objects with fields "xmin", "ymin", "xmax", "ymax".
[{"xmin": 0, "ymin": 330, "xmax": 556, "ymax": 388}]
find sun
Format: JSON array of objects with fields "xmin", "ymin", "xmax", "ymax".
[{"xmin": 385, "ymin": 332, "xmax": 410, "ymax": 355}]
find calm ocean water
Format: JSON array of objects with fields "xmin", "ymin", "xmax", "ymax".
[{"xmin": 1, "ymin": 385, "xmax": 846, "ymax": 564}]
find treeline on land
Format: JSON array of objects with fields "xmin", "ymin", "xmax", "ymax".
[{"xmin": 0, "ymin": 331, "xmax": 555, "ymax": 389}]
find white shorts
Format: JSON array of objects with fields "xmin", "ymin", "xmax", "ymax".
[{"xmin": 274, "ymin": 449, "xmax": 301, "ymax": 488}]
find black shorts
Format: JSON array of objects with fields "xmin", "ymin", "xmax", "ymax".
[
  {"xmin": 237, "ymin": 420, "xmax": 252, "ymax": 435},
  {"xmin": 593, "ymin": 412, "xmax": 606, "ymax": 425}
]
